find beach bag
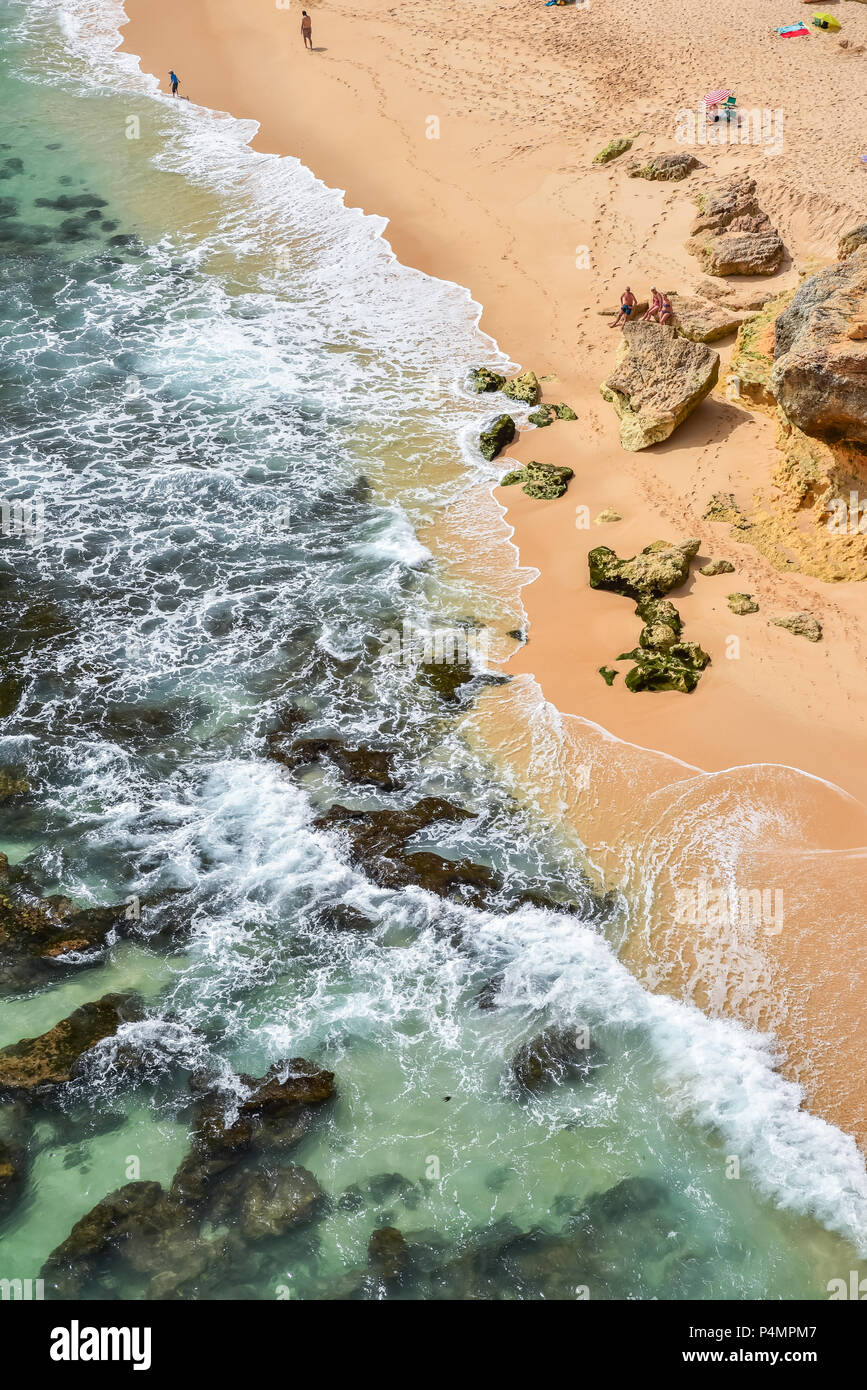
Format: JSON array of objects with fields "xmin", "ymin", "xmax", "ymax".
[{"xmin": 812, "ymin": 11, "xmax": 841, "ymax": 26}]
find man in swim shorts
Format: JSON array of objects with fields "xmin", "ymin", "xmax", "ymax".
[
  {"xmin": 301, "ymin": 11, "xmax": 313, "ymax": 49},
  {"xmin": 610, "ymin": 287, "xmax": 637, "ymax": 328}
]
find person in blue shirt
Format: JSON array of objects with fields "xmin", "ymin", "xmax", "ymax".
[{"xmin": 169, "ymin": 70, "xmax": 180, "ymax": 97}]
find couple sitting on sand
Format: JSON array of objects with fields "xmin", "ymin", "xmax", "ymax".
[{"xmin": 609, "ymin": 286, "xmax": 673, "ymax": 329}]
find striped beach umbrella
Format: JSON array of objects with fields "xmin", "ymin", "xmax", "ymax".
[{"xmin": 703, "ymin": 88, "xmax": 731, "ymax": 107}]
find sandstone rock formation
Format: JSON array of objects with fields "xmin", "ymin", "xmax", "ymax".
[
  {"xmin": 589, "ymin": 538, "xmax": 700, "ymax": 599},
  {"xmin": 838, "ymin": 223, "xmax": 867, "ymax": 259},
  {"xmin": 770, "ymin": 247, "xmax": 867, "ymax": 444},
  {"xmin": 502, "ymin": 370, "xmax": 540, "ymax": 405},
  {"xmin": 601, "ymin": 324, "xmax": 720, "ymax": 449},
  {"xmin": 687, "ymin": 177, "xmax": 785, "ymax": 276},
  {"xmin": 668, "ymin": 293, "xmax": 747, "ymax": 343},
  {"xmin": 0, "ymin": 993, "xmax": 143, "ymax": 1097},
  {"xmin": 771, "ymin": 612, "xmax": 823, "ymax": 642}
]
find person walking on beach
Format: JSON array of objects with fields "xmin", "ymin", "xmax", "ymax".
[
  {"xmin": 609, "ymin": 287, "xmax": 636, "ymax": 329},
  {"xmin": 169, "ymin": 70, "xmax": 180, "ymax": 97},
  {"xmin": 301, "ymin": 11, "xmax": 313, "ymax": 49}
]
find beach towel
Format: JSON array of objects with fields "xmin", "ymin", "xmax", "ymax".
[{"xmin": 778, "ymin": 21, "xmax": 810, "ymax": 34}]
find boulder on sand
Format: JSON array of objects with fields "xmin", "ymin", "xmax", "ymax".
[
  {"xmin": 687, "ymin": 177, "xmax": 785, "ymax": 276},
  {"xmin": 479, "ymin": 414, "xmax": 516, "ymax": 461},
  {"xmin": 511, "ymin": 1025, "xmax": 605, "ymax": 1092},
  {"xmin": 838, "ymin": 224, "xmax": 867, "ymax": 260},
  {"xmin": 770, "ymin": 247, "xmax": 867, "ymax": 444},
  {"xmin": 589, "ymin": 538, "xmax": 700, "ymax": 599},
  {"xmin": 770, "ymin": 611, "xmax": 822, "ymax": 642},
  {"xmin": 601, "ymin": 324, "xmax": 720, "ymax": 450},
  {"xmin": 502, "ymin": 371, "xmax": 540, "ymax": 405},
  {"xmin": 626, "ymin": 152, "xmax": 703, "ymax": 181},
  {"xmin": 667, "ymin": 293, "xmax": 747, "ymax": 343}
]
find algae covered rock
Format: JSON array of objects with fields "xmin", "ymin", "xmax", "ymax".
[
  {"xmin": 770, "ymin": 248, "xmax": 867, "ymax": 444},
  {"xmin": 512, "ymin": 1025, "xmax": 605, "ymax": 1092},
  {"xmin": 626, "ymin": 152, "xmax": 702, "ymax": 181},
  {"xmin": 594, "ymin": 508, "xmax": 621, "ymax": 525},
  {"xmin": 726, "ymin": 290, "xmax": 795, "ymax": 410},
  {"xmin": 727, "ymin": 592, "xmax": 759, "ymax": 615},
  {"xmin": 502, "ymin": 371, "xmax": 540, "ymax": 405},
  {"xmin": 593, "ymin": 137, "xmax": 633, "ymax": 165},
  {"xmin": 500, "ymin": 460, "xmax": 573, "ymax": 500},
  {"xmin": 469, "ymin": 366, "xmax": 507, "ymax": 393},
  {"xmin": 770, "ymin": 611, "xmax": 822, "ymax": 642},
  {"xmin": 588, "ymin": 538, "xmax": 699, "ymax": 599},
  {"xmin": 601, "ymin": 324, "xmax": 720, "ymax": 450},
  {"xmin": 368, "ymin": 1225, "xmax": 410, "ymax": 1281},
  {"xmin": 598, "ymin": 666, "xmax": 618, "ymax": 685},
  {"xmin": 527, "ymin": 407, "xmax": 553, "ymax": 427},
  {"xmin": 699, "ymin": 558, "xmax": 735, "ymax": 576},
  {"xmin": 554, "ymin": 403, "xmax": 577, "ymax": 420},
  {"xmin": 234, "ymin": 1165, "xmax": 325, "ymax": 1241},
  {"xmin": 617, "ymin": 642, "xmax": 710, "ymax": 693},
  {"xmin": 0, "ymin": 993, "xmax": 144, "ymax": 1097},
  {"xmin": 479, "ymin": 414, "xmax": 516, "ymax": 461}
]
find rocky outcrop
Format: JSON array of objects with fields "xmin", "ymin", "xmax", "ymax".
[
  {"xmin": 590, "ymin": 543, "xmax": 710, "ymax": 692},
  {"xmin": 0, "ymin": 993, "xmax": 143, "ymax": 1097},
  {"xmin": 594, "ymin": 508, "xmax": 622, "ymax": 525},
  {"xmin": 728, "ymin": 593, "xmax": 759, "ymax": 615},
  {"xmin": 223, "ymin": 1165, "xmax": 325, "ymax": 1241},
  {"xmin": 499, "ymin": 461, "xmax": 573, "ymax": 499},
  {"xmin": 838, "ymin": 224, "xmax": 867, "ymax": 259},
  {"xmin": 528, "ymin": 402, "xmax": 576, "ymax": 426},
  {"xmin": 699, "ymin": 558, "xmax": 735, "ymax": 576},
  {"xmin": 469, "ymin": 367, "xmax": 506, "ymax": 393},
  {"xmin": 593, "ymin": 137, "xmax": 633, "ymax": 164},
  {"xmin": 368, "ymin": 1226, "xmax": 410, "ymax": 1281},
  {"xmin": 771, "ymin": 612, "xmax": 822, "ymax": 642},
  {"xmin": 502, "ymin": 371, "xmax": 540, "ymax": 405},
  {"xmin": 267, "ymin": 727, "xmax": 404, "ymax": 792},
  {"xmin": 313, "ymin": 797, "xmax": 497, "ymax": 906},
  {"xmin": 626, "ymin": 152, "xmax": 703, "ymax": 181},
  {"xmin": 687, "ymin": 178, "xmax": 785, "ymax": 276},
  {"xmin": 0, "ymin": 854, "xmax": 131, "ymax": 994},
  {"xmin": 589, "ymin": 538, "xmax": 700, "ymax": 599},
  {"xmin": 770, "ymin": 248, "xmax": 867, "ymax": 444},
  {"xmin": 511, "ymin": 1025, "xmax": 605, "ymax": 1092},
  {"xmin": 726, "ymin": 290, "xmax": 795, "ymax": 409},
  {"xmin": 601, "ymin": 324, "xmax": 720, "ymax": 449},
  {"xmin": 667, "ymin": 293, "xmax": 747, "ymax": 343},
  {"xmin": 479, "ymin": 414, "xmax": 516, "ymax": 461}
]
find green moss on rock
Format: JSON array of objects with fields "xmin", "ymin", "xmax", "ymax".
[
  {"xmin": 593, "ymin": 138, "xmax": 633, "ymax": 165},
  {"xmin": 479, "ymin": 414, "xmax": 516, "ymax": 461},
  {"xmin": 469, "ymin": 367, "xmax": 507, "ymax": 394}
]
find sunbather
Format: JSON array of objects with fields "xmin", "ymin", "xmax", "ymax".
[
  {"xmin": 658, "ymin": 294, "xmax": 674, "ymax": 325},
  {"xmin": 642, "ymin": 288, "xmax": 663, "ymax": 322},
  {"xmin": 610, "ymin": 287, "xmax": 637, "ymax": 328}
]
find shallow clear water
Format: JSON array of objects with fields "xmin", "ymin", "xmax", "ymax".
[{"xmin": 1, "ymin": 0, "xmax": 866, "ymax": 1300}]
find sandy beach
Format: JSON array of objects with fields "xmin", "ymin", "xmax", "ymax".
[{"xmin": 118, "ymin": 0, "xmax": 867, "ymax": 1146}]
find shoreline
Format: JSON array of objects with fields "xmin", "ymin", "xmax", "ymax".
[{"xmin": 116, "ymin": 0, "xmax": 867, "ymax": 1151}]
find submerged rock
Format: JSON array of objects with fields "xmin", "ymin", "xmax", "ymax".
[
  {"xmin": 227, "ymin": 1165, "xmax": 325, "ymax": 1241},
  {"xmin": 601, "ymin": 324, "xmax": 719, "ymax": 450},
  {"xmin": 0, "ymin": 859, "xmax": 131, "ymax": 993},
  {"xmin": 479, "ymin": 414, "xmax": 516, "ymax": 461},
  {"xmin": 499, "ymin": 460, "xmax": 573, "ymax": 500},
  {"xmin": 42, "ymin": 1181, "xmax": 166, "ymax": 1297},
  {"xmin": 511, "ymin": 1025, "xmax": 605, "ymax": 1093},
  {"xmin": 313, "ymin": 798, "xmax": 497, "ymax": 907},
  {"xmin": 727, "ymin": 592, "xmax": 759, "ymax": 615},
  {"xmin": 687, "ymin": 177, "xmax": 785, "ymax": 276},
  {"xmin": 266, "ymin": 732, "xmax": 404, "ymax": 791},
  {"xmin": 503, "ymin": 371, "xmax": 540, "ymax": 406},
  {"xmin": 770, "ymin": 611, "xmax": 822, "ymax": 642},
  {"xmin": 368, "ymin": 1226, "xmax": 409, "ymax": 1280},
  {"xmin": 698, "ymin": 558, "xmax": 735, "ymax": 576},
  {"xmin": 0, "ymin": 993, "xmax": 143, "ymax": 1097},
  {"xmin": 588, "ymin": 538, "xmax": 699, "ymax": 599},
  {"xmin": 469, "ymin": 367, "xmax": 507, "ymax": 393},
  {"xmin": 626, "ymin": 152, "xmax": 702, "ymax": 181},
  {"xmin": 770, "ymin": 248, "xmax": 867, "ymax": 444}
]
